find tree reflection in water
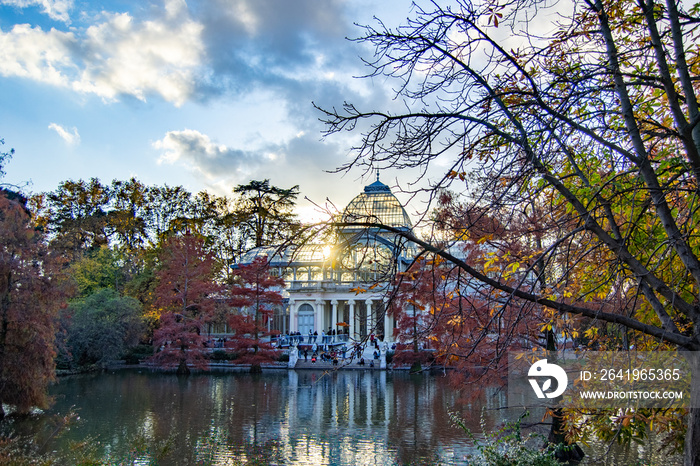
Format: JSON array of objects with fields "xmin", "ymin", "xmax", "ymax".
[
  {"xmin": 48, "ymin": 369, "xmax": 477, "ymax": 465},
  {"xmin": 45, "ymin": 370, "xmax": 679, "ymax": 465}
]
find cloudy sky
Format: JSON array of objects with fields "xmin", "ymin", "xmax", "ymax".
[{"xmin": 0, "ymin": 0, "xmax": 424, "ymax": 220}]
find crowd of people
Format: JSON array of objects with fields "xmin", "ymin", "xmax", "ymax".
[
  {"xmin": 282, "ymin": 327, "xmax": 349, "ymax": 346},
  {"xmin": 296, "ymin": 335, "xmax": 387, "ymax": 368}
]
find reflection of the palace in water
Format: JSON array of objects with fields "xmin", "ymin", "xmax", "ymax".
[
  {"xmin": 46, "ymin": 369, "xmax": 681, "ymax": 465},
  {"xmin": 47, "ymin": 370, "xmax": 491, "ymax": 465}
]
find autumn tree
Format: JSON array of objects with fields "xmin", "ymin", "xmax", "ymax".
[
  {"xmin": 389, "ymin": 257, "xmax": 446, "ymax": 370},
  {"xmin": 227, "ymin": 256, "xmax": 284, "ymax": 371},
  {"xmin": 318, "ymin": 0, "xmax": 700, "ymax": 462},
  {"xmin": 0, "ymin": 189, "xmax": 61, "ymax": 417},
  {"xmin": 390, "ymin": 247, "xmax": 544, "ymax": 376},
  {"xmin": 151, "ymin": 233, "xmax": 222, "ymax": 374}
]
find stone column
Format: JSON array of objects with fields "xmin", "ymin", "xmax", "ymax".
[
  {"xmin": 348, "ymin": 300, "xmax": 355, "ymax": 341},
  {"xmin": 331, "ymin": 300, "xmax": 338, "ymax": 343},
  {"xmin": 315, "ymin": 299, "xmax": 325, "ymax": 336},
  {"xmin": 365, "ymin": 299, "xmax": 373, "ymax": 337},
  {"xmin": 289, "ymin": 300, "xmax": 297, "ymax": 332},
  {"xmin": 282, "ymin": 302, "xmax": 286, "ymax": 335}
]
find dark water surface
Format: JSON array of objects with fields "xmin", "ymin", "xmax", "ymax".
[{"xmin": 45, "ymin": 369, "xmax": 681, "ymax": 465}]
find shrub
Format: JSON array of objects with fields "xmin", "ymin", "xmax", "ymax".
[
  {"xmin": 451, "ymin": 411, "xmax": 561, "ymax": 466},
  {"xmin": 63, "ymin": 289, "xmax": 145, "ymax": 368},
  {"xmin": 124, "ymin": 345, "xmax": 154, "ymax": 364},
  {"xmin": 391, "ymin": 346, "xmax": 434, "ymax": 368}
]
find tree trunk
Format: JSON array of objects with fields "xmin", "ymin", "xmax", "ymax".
[
  {"xmin": 685, "ymin": 408, "xmax": 700, "ymax": 466},
  {"xmin": 409, "ymin": 361, "xmax": 422, "ymax": 373},
  {"xmin": 546, "ymin": 334, "xmax": 584, "ymax": 462},
  {"xmin": 684, "ymin": 356, "xmax": 700, "ymax": 466},
  {"xmin": 250, "ymin": 363, "xmax": 262, "ymax": 374},
  {"xmin": 548, "ymin": 407, "xmax": 584, "ymax": 462},
  {"xmin": 176, "ymin": 354, "xmax": 190, "ymax": 376}
]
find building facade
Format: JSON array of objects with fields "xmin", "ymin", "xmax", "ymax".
[{"xmin": 237, "ymin": 176, "xmax": 415, "ymax": 343}]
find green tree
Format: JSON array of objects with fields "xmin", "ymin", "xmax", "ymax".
[
  {"xmin": 233, "ymin": 179, "xmax": 300, "ymax": 249},
  {"xmin": 67, "ymin": 246, "xmax": 126, "ymax": 298},
  {"xmin": 62, "ymin": 288, "xmax": 144, "ymax": 368},
  {"xmin": 318, "ymin": 0, "xmax": 700, "ymax": 462},
  {"xmin": 46, "ymin": 178, "xmax": 111, "ymax": 260},
  {"xmin": 144, "ymin": 184, "xmax": 194, "ymax": 242},
  {"xmin": 107, "ymin": 177, "xmax": 149, "ymax": 251}
]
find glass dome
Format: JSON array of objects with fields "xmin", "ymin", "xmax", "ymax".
[{"xmin": 340, "ymin": 177, "xmax": 412, "ymax": 230}]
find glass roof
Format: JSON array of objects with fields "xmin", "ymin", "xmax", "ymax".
[
  {"xmin": 236, "ymin": 177, "xmax": 414, "ymax": 270},
  {"xmin": 341, "ymin": 178, "xmax": 412, "ymax": 230},
  {"xmin": 238, "ymin": 246, "xmax": 288, "ymax": 264},
  {"xmin": 238, "ymin": 244, "xmax": 328, "ymax": 265}
]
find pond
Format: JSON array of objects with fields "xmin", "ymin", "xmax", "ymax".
[{"xmin": 43, "ymin": 369, "xmax": 681, "ymax": 465}]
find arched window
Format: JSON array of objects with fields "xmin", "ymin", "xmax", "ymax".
[{"xmin": 298, "ymin": 303, "xmax": 314, "ymax": 335}]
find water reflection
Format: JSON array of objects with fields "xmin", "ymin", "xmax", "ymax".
[
  {"xmin": 49, "ymin": 370, "xmax": 477, "ymax": 465},
  {"xmin": 46, "ymin": 369, "xmax": 682, "ymax": 465}
]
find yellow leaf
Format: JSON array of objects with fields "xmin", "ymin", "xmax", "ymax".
[{"xmin": 477, "ymin": 234, "xmax": 494, "ymax": 245}]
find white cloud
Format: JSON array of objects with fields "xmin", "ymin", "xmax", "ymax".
[
  {"xmin": 73, "ymin": 10, "xmax": 204, "ymax": 106},
  {"xmin": 0, "ymin": 2, "xmax": 204, "ymax": 106},
  {"xmin": 0, "ymin": 24, "xmax": 76, "ymax": 86},
  {"xmin": 229, "ymin": 2, "xmax": 259, "ymax": 35},
  {"xmin": 1, "ymin": 0, "xmax": 73, "ymax": 23},
  {"xmin": 48, "ymin": 122, "xmax": 80, "ymax": 145},
  {"xmin": 154, "ymin": 129, "xmax": 264, "ymax": 182}
]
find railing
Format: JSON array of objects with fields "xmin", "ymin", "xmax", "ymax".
[
  {"xmin": 286, "ymin": 280, "xmax": 388, "ymax": 292},
  {"xmin": 271, "ymin": 334, "xmax": 350, "ymax": 347}
]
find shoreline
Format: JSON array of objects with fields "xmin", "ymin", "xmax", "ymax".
[{"xmin": 56, "ymin": 361, "xmax": 449, "ymax": 377}]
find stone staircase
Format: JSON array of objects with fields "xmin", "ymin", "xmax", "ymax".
[{"xmin": 292, "ymin": 345, "xmax": 383, "ymax": 370}]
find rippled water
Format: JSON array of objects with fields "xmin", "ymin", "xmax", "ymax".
[
  {"xmin": 47, "ymin": 369, "xmax": 483, "ymax": 465},
  {"xmin": 44, "ymin": 369, "xmax": 681, "ymax": 465}
]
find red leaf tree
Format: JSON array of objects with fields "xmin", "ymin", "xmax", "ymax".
[
  {"xmin": 0, "ymin": 190, "xmax": 62, "ymax": 417},
  {"xmin": 390, "ymin": 248, "xmax": 540, "ymax": 378},
  {"xmin": 150, "ymin": 233, "xmax": 222, "ymax": 374},
  {"xmin": 227, "ymin": 256, "xmax": 284, "ymax": 370},
  {"xmin": 389, "ymin": 256, "xmax": 449, "ymax": 369}
]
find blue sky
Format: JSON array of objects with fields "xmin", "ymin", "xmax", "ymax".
[{"xmin": 0, "ymin": 0, "xmax": 420, "ymax": 220}]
